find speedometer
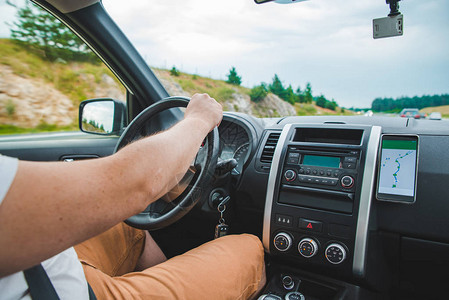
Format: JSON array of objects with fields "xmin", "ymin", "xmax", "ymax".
[{"xmin": 233, "ymin": 143, "xmax": 250, "ymax": 172}]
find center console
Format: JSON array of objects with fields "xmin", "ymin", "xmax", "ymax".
[{"xmin": 263, "ymin": 124, "xmax": 381, "ymax": 282}]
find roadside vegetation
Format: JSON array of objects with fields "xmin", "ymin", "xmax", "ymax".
[{"xmin": 1, "ymin": 1, "xmax": 350, "ymax": 135}]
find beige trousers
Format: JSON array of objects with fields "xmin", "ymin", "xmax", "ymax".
[{"xmin": 75, "ymin": 223, "xmax": 265, "ymax": 299}]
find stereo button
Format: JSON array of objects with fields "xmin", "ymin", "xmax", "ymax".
[
  {"xmin": 288, "ymin": 152, "xmax": 300, "ymax": 158},
  {"xmin": 344, "ymin": 157, "xmax": 357, "ymax": 163},
  {"xmin": 284, "ymin": 170, "xmax": 296, "ymax": 182},
  {"xmin": 341, "ymin": 175, "xmax": 354, "ymax": 188},
  {"xmin": 287, "ymin": 157, "xmax": 299, "ymax": 164},
  {"xmin": 343, "ymin": 162, "xmax": 356, "ymax": 169}
]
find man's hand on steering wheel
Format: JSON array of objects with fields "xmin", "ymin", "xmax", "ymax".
[{"xmin": 185, "ymin": 93, "xmax": 223, "ymax": 132}]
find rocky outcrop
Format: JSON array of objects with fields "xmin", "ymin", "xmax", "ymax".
[
  {"xmin": 0, "ymin": 65, "xmax": 75, "ymax": 127},
  {"xmin": 252, "ymin": 93, "xmax": 296, "ymax": 117}
]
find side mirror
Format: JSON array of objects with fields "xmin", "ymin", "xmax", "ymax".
[{"xmin": 79, "ymin": 98, "xmax": 126, "ymax": 135}]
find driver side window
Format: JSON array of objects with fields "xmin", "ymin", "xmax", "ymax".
[{"xmin": 0, "ymin": 0, "xmax": 125, "ymax": 136}]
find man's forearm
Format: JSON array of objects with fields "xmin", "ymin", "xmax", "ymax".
[{"xmin": 0, "ymin": 116, "xmax": 210, "ymax": 276}]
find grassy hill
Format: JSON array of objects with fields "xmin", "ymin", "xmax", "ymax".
[
  {"xmin": 420, "ymin": 105, "xmax": 449, "ymax": 118},
  {"xmin": 0, "ymin": 38, "xmax": 350, "ymax": 135}
]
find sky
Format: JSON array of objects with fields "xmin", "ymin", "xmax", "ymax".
[{"xmin": 1, "ymin": 0, "xmax": 448, "ymax": 108}]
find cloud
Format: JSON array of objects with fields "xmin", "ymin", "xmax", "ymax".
[{"xmin": 1, "ymin": 0, "xmax": 447, "ymax": 108}]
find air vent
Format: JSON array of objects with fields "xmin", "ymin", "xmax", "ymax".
[{"xmin": 260, "ymin": 132, "xmax": 281, "ymax": 163}]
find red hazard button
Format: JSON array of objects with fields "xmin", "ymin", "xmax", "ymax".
[{"xmin": 300, "ymin": 218, "xmax": 323, "ymax": 232}]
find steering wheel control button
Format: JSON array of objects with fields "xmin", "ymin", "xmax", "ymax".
[
  {"xmin": 285, "ymin": 292, "xmax": 305, "ymax": 300},
  {"xmin": 299, "ymin": 218, "xmax": 323, "ymax": 232},
  {"xmin": 282, "ymin": 275, "xmax": 295, "ymax": 290},
  {"xmin": 341, "ymin": 175, "xmax": 355, "ymax": 188},
  {"xmin": 275, "ymin": 214, "xmax": 293, "ymax": 227},
  {"xmin": 284, "ymin": 170, "xmax": 297, "ymax": 182},
  {"xmin": 298, "ymin": 238, "xmax": 319, "ymax": 258},
  {"xmin": 274, "ymin": 232, "xmax": 293, "ymax": 252},
  {"xmin": 325, "ymin": 243, "xmax": 347, "ymax": 264}
]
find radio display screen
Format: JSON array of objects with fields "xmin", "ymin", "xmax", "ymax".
[
  {"xmin": 377, "ymin": 135, "xmax": 418, "ymax": 203},
  {"xmin": 302, "ymin": 155, "xmax": 340, "ymax": 168}
]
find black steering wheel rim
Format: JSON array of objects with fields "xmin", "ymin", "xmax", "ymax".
[{"xmin": 114, "ymin": 96, "xmax": 219, "ymax": 230}]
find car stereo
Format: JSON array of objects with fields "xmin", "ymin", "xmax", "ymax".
[{"xmin": 282, "ymin": 146, "xmax": 359, "ymax": 193}]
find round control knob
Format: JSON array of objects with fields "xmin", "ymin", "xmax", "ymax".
[
  {"xmin": 284, "ymin": 170, "xmax": 296, "ymax": 182},
  {"xmin": 325, "ymin": 243, "xmax": 347, "ymax": 265},
  {"xmin": 341, "ymin": 175, "xmax": 354, "ymax": 188},
  {"xmin": 298, "ymin": 238, "xmax": 319, "ymax": 258},
  {"xmin": 274, "ymin": 232, "xmax": 293, "ymax": 252},
  {"xmin": 282, "ymin": 275, "xmax": 294, "ymax": 290},
  {"xmin": 285, "ymin": 292, "xmax": 305, "ymax": 300}
]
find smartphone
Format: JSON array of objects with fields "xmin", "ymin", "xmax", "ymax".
[{"xmin": 376, "ymin": 135, "xmax": 419, "ymax": 203}]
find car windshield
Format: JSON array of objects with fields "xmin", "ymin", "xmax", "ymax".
[
  {"xmin": 0, "ymin": 0, "xmax": 448, "ymax": 135},
  {"xmin": 102, "ymin": 0, "xmax": 449, "ymax": 118}
]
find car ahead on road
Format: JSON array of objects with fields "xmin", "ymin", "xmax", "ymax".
[
  {"xmin": 1, "ymin": 0, "xmax": 449, "ymax": 299},
  {"xmin": 429, "ymin": 112, "xmax": 442, "ymax": 120},
  {"xmin": 399, "ymin": 108, "xmax": 423, "ymax": 119}
]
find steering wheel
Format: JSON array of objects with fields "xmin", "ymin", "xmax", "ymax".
[{"xmin": 114, "ymin": 96, "xmax": 219, "ymax": 230}]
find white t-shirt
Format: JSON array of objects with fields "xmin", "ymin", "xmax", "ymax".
[{"xmin": 0, "ymin": 155, "xmax": 89, "ymax": 299}]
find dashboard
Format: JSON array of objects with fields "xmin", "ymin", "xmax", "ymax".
[
  {"xmin": 214, "ymin": 113, "xmax": 449, "ymax": 299},
  {"xmin": 2, "ymin": 112, "xmax": 449, "ymax": 299}
]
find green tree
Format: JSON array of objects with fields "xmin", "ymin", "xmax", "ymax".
[
  {"xmin": 304, "ymin": 82, "xmax": 313, "ymax": 104},
  {"xmin": 269, "ymin": 74, "xmax": 285, "ymax": 99},
  {"xmin": 250, "ymin": 83, "xmax": 268, "ymax": 103},
  {"xmin": 315, "ymin": 95, "xmax": 327, "ymax": 108},
  {"xmin": 283, "ymin": 85, "xmax": 296, "ymax": 105},
  {"xmin": 7, "ymin": 1, "xmax": 96, "ymax": 62},
  {"xmin": 295, "ymin": 86, "xmax": 305, "ymax": 103},
  {"xmin": 170, "ymin": 66, "xmax": 180, "ymax": 76},
  {"xmin": 325, "ymin": 100, "xmax": 337, "ymax": 111},
  {"xmin": 226, "ymin": 67, "xmax": 242, "ymax": 85}
]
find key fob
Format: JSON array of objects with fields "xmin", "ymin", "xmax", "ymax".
[{"xmin": 214, "ymin": 223, "xmax": 229, "ymax": 239}]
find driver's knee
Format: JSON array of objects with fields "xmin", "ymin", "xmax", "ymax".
[
  {"xmin": 134, "ymin": 233, "xmax": 265, "ymax": 299},
  {"xmin": 75, "ymin": 222, "xmax": 146, "ymax": 277}
]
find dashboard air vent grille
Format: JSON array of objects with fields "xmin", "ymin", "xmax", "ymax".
[{"xmin": 260, "ymin": 132, "xmax": 281, "ymax": 163}]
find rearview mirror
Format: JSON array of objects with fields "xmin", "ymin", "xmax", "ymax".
[{"xmin": 79, "ymin": 98, "xmax": 126, "ymax": 135}]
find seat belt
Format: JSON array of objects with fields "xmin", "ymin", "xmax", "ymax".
[
  {"xmin": 23, "ymin": 264, "xmax": 60, "ymax": 300},
  {"xmin": 24, "ymin": 263, "xmax": 97, "ymax": 300}
]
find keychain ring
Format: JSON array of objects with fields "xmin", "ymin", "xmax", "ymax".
[{"xmin": 218, "ymin": 204, "xmax": 226, "ymax": 213}]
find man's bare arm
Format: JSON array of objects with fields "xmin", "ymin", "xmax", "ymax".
[{"xmin": 0, "ymin": 93, "xmax": 222, "ymax": 277}]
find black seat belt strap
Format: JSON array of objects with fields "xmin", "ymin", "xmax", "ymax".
[
  {"xmin": 23, "ymin": 263, "xmax": 97, "ymax": 300},
  {"xmin": 23, "ymin": 264, "xmax": 60, "ymax": 300}
]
